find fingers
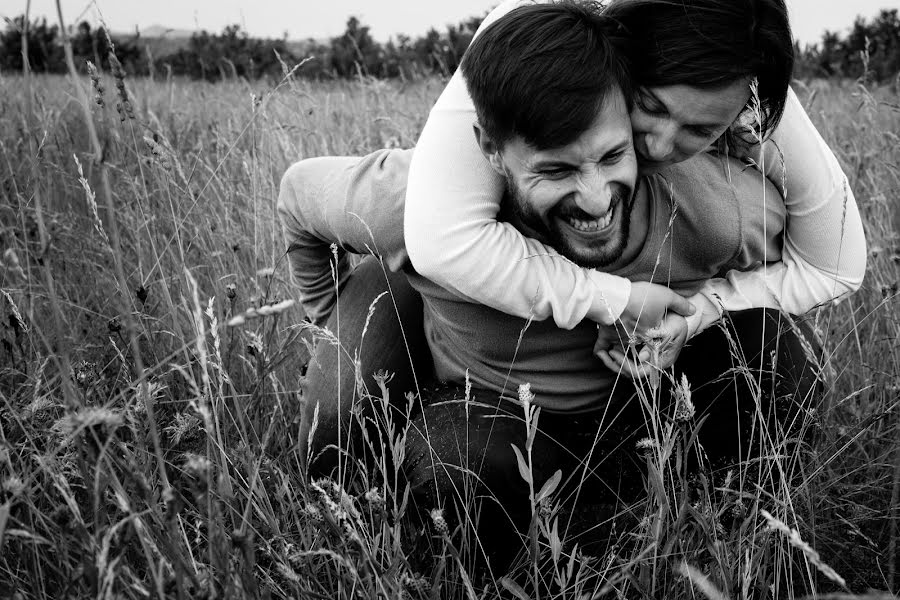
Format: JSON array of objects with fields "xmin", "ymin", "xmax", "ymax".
[
  {"xmin": 666, "ymin": 292, "xmax": 697, "ymax": 317},
  {"xmin": 604, "ymin": 348, "xmax": 658, "ymax": 380},
  {"xmin": 637, "ymin": 345, "xmax": 652, "ymax": 363}
]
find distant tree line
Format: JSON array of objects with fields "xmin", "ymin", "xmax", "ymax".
[
  {"xmin": 0, "ymin": 14, "xmax": 482, "ymax": 81},
  {"xmin": 793, "ymin": 9, "xmax": 900, "ymax": 82},
  {"xmin": 1, "ymin": 9, "xmax": 899, "ymax": 82}
]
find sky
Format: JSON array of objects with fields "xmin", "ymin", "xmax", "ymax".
[{"xmin": 5, "ymin": 0, "xmax": 899, "ymax": 47}]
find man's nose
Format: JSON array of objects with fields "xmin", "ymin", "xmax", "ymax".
[
  {"xmin": 575, "ymin": 170, "xmax": 612, "ymax": 217},
  {"xmin": 645, "ymin": 125, "xmax": 676, "ymax": 161}
]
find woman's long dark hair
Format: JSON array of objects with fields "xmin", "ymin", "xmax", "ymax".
[{"xmin": 605, "ymin": 0, "xmax": 794, "ymax": 140}]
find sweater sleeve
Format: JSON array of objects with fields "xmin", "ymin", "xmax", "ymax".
[
  {"xmin": 277, "ymin": 153, "xmax": 409, "ymax": 326},
  {"xmin": 404, "ymin": 0, "xmax": 631, "ymax": 330},
  {"xmin": 684, "ymin": 87, "xmax": 867, "ymax": 336}
]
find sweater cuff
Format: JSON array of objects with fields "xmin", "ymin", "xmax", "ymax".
[
  {"xmin": 685, "ymin": 292, "xmax": 724, "ymax": 339},
  {"xmin": 586, "ymin": 271, "xmax": 631, "ymax": 326}
]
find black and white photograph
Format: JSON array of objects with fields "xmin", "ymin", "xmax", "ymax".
[{"xmin": 1, "ymin": 0, "xmax": 899, "ymax": 597}]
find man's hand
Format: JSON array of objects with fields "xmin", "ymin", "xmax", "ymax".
[
  {"xmin": 596, "ymin": 312, "xmax": 689, "ymax": 380},
  {"xmin": 619, "ymin": 281, "xmax": 695, "ymax": 337}
]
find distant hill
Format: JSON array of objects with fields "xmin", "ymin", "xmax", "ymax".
[
  {"xmin": 116, "ymin": 25, "xmax": 195, "ymax": 57},
  {"xmin": 138, "ymin": 25, "xmax": 194, "ymax": 39}
]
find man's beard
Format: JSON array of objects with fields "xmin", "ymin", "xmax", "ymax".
[{"xmin": 506, "ymin": 179, "xmax": 634, "ymax": 269}]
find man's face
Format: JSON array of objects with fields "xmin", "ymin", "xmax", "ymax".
[{"xmin": 487, "ymin": 89, "xmax": 638, "ymax": 269}]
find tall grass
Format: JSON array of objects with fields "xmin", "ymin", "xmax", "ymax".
[{"xmin": 0, "ymin": 53, "xmax": 898, "ymax": 598}]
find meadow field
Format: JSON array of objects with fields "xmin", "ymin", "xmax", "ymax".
[{"xmin": 0, "ymin": 61, "xmax": 898, "ymax": 599}]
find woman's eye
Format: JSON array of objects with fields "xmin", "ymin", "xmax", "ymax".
[
  {"xmin": 688, "ymin": 126, "xmax": 715, "ymax": 138},
  {"xmin": 637, "ymin": 93, "xmax": 667, "ymax": 116}
]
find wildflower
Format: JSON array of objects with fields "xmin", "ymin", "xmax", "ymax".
[
  {"xmin": 164, "ymin": 412, "xmax": 202, "ymax": 446},
  {"xmin": 364, "ymin": 486, "xmax": 385, "ymax": 510},
  {"xmin": 730, "ymin": 498, "xmax": 747, "ymax": 520},
  {"xmin": 400, "ymin": 572, "xmax": 431, "ymax": 595},
  {"xmin": 2, "ymin": 476, "xmax": 25, "ymax": 499},
  {"xmin": 518, "ymin": 382, "xmax": 535, "ymax": 407},
  {"xmin": 636, "ymin": 437, "xmax": 658, "ymax": 456},
  {"xmin": 538, "ymin": 495, "xmax": 553, "ymax": 520},
  {"xmin": 53, "ymin": 407, "xmax": 123, "ymax": 437},
  {"xmin": 245, "ymin": 331, "xmax": 264, "ymax": 357},
  {"xmin": 3, "ymin": 249, "xmax": 26, "ymax": 283},
  {"xmin": 673, "ymin": 373, "xmax": 695, "ymax": 422},
  {"xmin": 301, "ymin": 502, "xmax": 325, "ymax": 524},
  {"xmin": 430, "ymin": 507, "xmax": 449, "ymax": 535},
  {"xmin": 135, "ymin": 284, "xmax": 149, "ymax": 304},
  {"xmin": 310, "ymin": 478, "xmax": 362, "ymax": 526},
  {"xmin": 225, "ymin": 283, "xmax": 237, "ymax": 300},
  {"xmin": 107, "ymin": 316, "xmax": 122, "ymax": 333},
  {"xmin": 72, "ymin": 360, "xmax": 100, "ymax": 388},
  {"xmin": 182, "ymin": 453, "xmax": 211, "ymax": 478}
]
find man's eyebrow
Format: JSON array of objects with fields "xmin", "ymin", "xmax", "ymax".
[
  {"xmin": 528, "ymin": 158, "xmax": 575, "ymax": 170},
  {"xmin": 605, "ymin": 140, "xmax": 631, "ymax": 156}
]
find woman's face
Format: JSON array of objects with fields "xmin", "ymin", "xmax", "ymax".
[{"xmin": 630, "ymin": 78, "xmax": 753, "ymax": 174}]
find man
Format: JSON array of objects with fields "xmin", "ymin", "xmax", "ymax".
[{"xmin": 278, "ymin": 1, "xmax": 818, "ymax": 568}]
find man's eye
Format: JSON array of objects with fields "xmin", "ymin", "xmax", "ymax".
[
  {"xmin": 601, "ymin": 151, "xmax": 624, "ymax": 164},
  {"xmin": 539, "ymin": 169, "xmax": 569, "ymax": 178}
]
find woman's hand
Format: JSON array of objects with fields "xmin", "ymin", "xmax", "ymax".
[{"xmin": 619, "ymin": 281, "xmax": 695, "ymax": 338}]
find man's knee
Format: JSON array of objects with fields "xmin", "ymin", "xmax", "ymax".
[{"xmin": 403, "ymin": 400, "xmax": 527, "ymax": 506}]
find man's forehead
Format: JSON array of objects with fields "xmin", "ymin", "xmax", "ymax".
[
  {"xmin": 519, "ymin": 91, "xmax": 632, "ymax": 167},
  {"xmin": 524, "ymin": 120, "xmax": 632, "ymax": 167}
]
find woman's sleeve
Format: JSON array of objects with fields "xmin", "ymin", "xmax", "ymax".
[
  {"xmin": 685, "ymin": 87, "xmax": 867, "ymax": 335},
  {"xmin": 404, "ymin": 0, "xmax": 632, "ymax": 330}
]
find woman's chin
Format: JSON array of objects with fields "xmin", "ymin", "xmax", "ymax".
[{"xmin": 638, "ymin": 158, "xmax": 675, "ymax": 175}]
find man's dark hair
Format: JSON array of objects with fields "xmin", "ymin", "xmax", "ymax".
[
  {"xmin": 460, "ymin": 1, "xmax": 632, "ymax": 151},
  {"xmin": 604, "ymin": 0, "xmax": 794, "ymax": 141}
]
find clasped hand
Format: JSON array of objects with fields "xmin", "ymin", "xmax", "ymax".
[{"xmin": 594, "ymin": 281, "xmax": 694, "ymax": 380}]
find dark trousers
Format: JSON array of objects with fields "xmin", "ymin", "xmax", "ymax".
[{"xmin": 300, "ymin": 257, "xmax": 821, "ymax": 565}]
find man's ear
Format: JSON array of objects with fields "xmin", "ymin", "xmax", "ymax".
[{"xmin": 473, "ymin": 122, "xmax": 505, "ymax": 176}]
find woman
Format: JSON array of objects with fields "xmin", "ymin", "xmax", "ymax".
[{"xmin": 404, "ymin": 0, "xmax": 866, "ymax": 375}]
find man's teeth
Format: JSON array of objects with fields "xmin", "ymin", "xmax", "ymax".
[{"xmin": 566, "ymin": 209, "xmax": 613, "ymax": 232}]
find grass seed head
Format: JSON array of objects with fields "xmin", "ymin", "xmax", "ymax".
[
  {"xmin": 86, "ymin": 61, "xmax": 104, "ymax": 107},
  {"xmin": 108, "ymin": 52, "xmax": 134, "ymax": 121},
  {"xmin": 673, "ymin": 373, "xmax": 696, "ymax": 422}
]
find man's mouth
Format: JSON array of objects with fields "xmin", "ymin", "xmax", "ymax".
[{"xmin": 560, "ymin": 203, "xmax": 615, "ymax": 233}]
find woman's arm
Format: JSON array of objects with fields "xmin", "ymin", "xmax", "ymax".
[
  {"xmin": 685, "ymin": 87, "xmax": 867, "ymax": 335},
  {"xmin": 406, "ymin": 0, "xmax": 697, "ymax": 330}
]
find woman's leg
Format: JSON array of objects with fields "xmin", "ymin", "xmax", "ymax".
[{"xmin": 300, "ymin": 256, "xmax": 430, "ymax": 478}]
